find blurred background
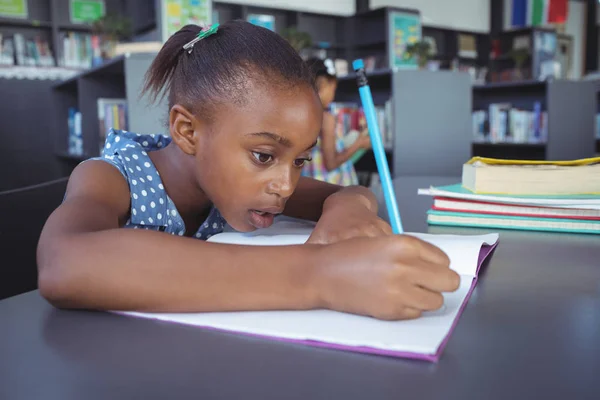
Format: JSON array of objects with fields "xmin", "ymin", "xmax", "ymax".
[{"xmin": 1, "ymin": 0, "xmax": 599, "ymax": 191}]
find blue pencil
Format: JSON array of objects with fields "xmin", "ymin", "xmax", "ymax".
[{"xmin": 352, "ymin": 59, "xmax": 404, "ymax": 234}]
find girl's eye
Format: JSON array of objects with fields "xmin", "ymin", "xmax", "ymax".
[
  {"xmin": 252, "ymin": 152, "xmax": 273, "ymax": 164},
  {"xmin": 294, "ymin": 158, "xmax": 311, "ymax": 168}
]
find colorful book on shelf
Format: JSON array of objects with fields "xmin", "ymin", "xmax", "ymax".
[
  {"xmin": 473, "ymin": 102, "xmax": 547, "ymax": 144},
  {"xmin": 97, "ymin": 98, "xmax": 128, "ymax": 151},
  {"xmin": 462, "ymin": 156, "xmax": 600, "ymax": 196},
  {"xmin": 115, "ymin": 218, "xmax": 499, "ymax": 362}
]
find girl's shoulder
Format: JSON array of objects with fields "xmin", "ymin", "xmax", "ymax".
[
  {"xmin": 101, "ymin": 128, "xmax": 171, "ymax": 155},
  {"xmin": 89, "ymin": 128, "xmax": 171, "ymax": 178}
]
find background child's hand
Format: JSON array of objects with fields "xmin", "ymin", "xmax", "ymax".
[
  {"xmin": 311, "ymin": 235, "xmax": 459, "ymax": 320},
  {"xmin": 307, "ymin": 190, "xmax": 392, "ymax": 244},
  {"xmin": 358, "ymin": 132, "xmax": 371, "ymax": 149}
]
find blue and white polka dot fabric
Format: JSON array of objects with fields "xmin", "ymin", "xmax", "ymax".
[{"xmin": 90, "ymin": 129, "xmax": 226, "ymax": 239}]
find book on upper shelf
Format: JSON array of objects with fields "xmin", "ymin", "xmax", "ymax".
[
  {"xmin": 462, "ymin": 156, "xmax": 600, "ymax": 195},
  {"xmin": 59, "ymin": 31, "xmax": 102, "ymax": 69},
  {"xmin": 472, "ymin": 101, "xmax": 547, "ymax": 144},
  {"xmin": 2, "ymin": 33, "xmax": 54, "ymax": 67}
]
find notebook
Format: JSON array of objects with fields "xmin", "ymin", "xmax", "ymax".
[
  {"xmin": 432, "ymin": 197, "xmax": 600, "ymax": 220},
  {"xmin": 116, "ymin": 218, "xmax": 499, "ymax": 362},
  {"xmin": 419, "ymin": 184, "xmax": 600, "ymax": 210},
  {"xmin": 462, "ymin": 156, "xmax": 600, "ymax": 195},
  {"xmin": 427, "ymin": 210, "xmax": 600, "ymax": 234}
]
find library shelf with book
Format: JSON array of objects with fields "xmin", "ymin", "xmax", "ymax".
[
  {"xmin": 0, "ymin": 0, "xmax": 158, "ymax": 72},
  {"xmin": 52, "ymin": 52, "xmax": 167, "ymax": 162},
  {"xmin": 335, "ymin": 67, "xmax": 472, "ymax": 180},
  {"xmin": 338, "ymin": 7, "xmax": 487, "ymax": 179},
  {"xmin": 471, "ymin": 78, "xmax": 597, "ymax": 161}
]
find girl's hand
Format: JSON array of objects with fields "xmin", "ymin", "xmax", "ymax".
[
  {"xmin": 311, "ymin": 235, "xmax": 459, "ymax": 320},
  {"xmin": 358, "ymin": 133, "xmax": 371, "ymax": 149},
  {"xmin": 307, "ymin": 188, "xmax": 391, "ymax": 244}
]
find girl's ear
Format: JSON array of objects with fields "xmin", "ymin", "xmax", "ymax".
[
  {"xmin": 169, "ymin": 104, "xmax": 202, "ymax": 155},
  {"xmin": 314, "ymin": 76, "xmax": 327, "ymax": 92}
]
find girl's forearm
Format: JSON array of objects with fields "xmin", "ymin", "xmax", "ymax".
[{"xmin": 38, "ymin": 227, "xmax": 321, "ymax": 313}]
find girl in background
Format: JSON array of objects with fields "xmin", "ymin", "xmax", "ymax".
[{"xmin": 302, "ymin": 58, "xmax": 371, "ymax": 186}]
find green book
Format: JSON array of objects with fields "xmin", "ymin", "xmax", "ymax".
[{"xmin": 427, "ymin": 210, "xmax": 600, "ymax": 235}]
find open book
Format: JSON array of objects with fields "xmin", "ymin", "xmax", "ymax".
[{"xmin": 118, "ymin": 218, "xmax": 499, "ymax": 362}]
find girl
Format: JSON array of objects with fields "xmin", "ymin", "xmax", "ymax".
[
  {"xmin": 301, "ymin": 58, "xmax": 371, "ymax": 186},
  {"xmin": 37, "ymin": 21, "xmax": 458, "ymax": 321}
]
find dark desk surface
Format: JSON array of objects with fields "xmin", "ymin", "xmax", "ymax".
[{"xmin": 1, "ymin": 177, "xmax": 599, "ymax": 400}]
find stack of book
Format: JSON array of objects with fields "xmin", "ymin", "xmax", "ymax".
[{"xmin": 419, "ymin": 157, "xmax": 600, "ymax": 234}]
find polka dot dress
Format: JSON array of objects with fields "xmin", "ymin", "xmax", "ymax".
[{"xmin": 90, "ymin": 129, "xmax": 226, "ymax": 239}]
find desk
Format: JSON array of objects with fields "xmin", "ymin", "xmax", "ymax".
[{"xmin": 1, "ymin": 177, "xmax": 599, "ymax": 400}]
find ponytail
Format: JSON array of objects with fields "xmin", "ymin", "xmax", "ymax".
[
  {"xmin": 141, "ymin": 24, "xmax": 202, "ymax": 106},
  {"xmin": 139, "ymin": 20, "xmax": 314, "ymax": 122}
]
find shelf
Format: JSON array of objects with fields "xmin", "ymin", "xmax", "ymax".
[
  {"xmin": 338, "ymin": 68, "xmax": 391, "ymax": 82},
  {"xmin": 56, "ymin": 151, "xmax": 88, "ymax": 162},
  {"xmin": 58, "ymin": 23, "xmax": 92, "ymax": 32},
  {"xmin": 472, "ymin": 141, "xmax": 547, "ymax": 160},
  {"xmin": 0, "ymin": 17, "xmax": 52, "ymax": 28},
  {"xmin": 472, "ymin": 142, "xmax": 546, "ymax": 148},
  {"xmin": 309, "ymin": 43, "xmax": 346, "ymax": 50},
  {"xmin": 354, "ymin": 40, "xmax": 387, "ymax": 48},
  {"xmin": 53, "ymin": 56, "xmax": 125, "ymax": 89},
  {"xmin": 472, "ymin": 80, "xmax": 547, "ymax": 91}
]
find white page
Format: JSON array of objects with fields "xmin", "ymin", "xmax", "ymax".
[
  {"xmin": 117, "ymin": 218, "xmax": 498, "ymax": 357},
  {"xmin": 123, "ymin": 277, "xmax": 473, "ymax": 356},
  {"xmin": 211, "ymin": 217, "xmax": 498, "ymax": 276}
]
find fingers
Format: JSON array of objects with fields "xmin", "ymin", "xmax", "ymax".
[
  {"xmin": 396, "ymin": 235, "xmax": 450, "ymax": 266},
  {"xmin": 410, "ymin": 263, "xmax": 461, "ymax": 293},
  {"xmin": 373, "ymin": 306, "xmax": 422, "ymax": 321},
  {"xmin": 399, "ymin": 285, "xmax": 445, "ymax": 311}
]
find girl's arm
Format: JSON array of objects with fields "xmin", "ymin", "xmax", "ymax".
[
  {"xmin": 37, "ymin": 162, "xmax": 459, "ymax": 320},
  {"xmin": 320, "ymin": 112, "xmax": 368, "ymax": 172},
  {"xmin": 37, "ymin": 161, "xmax": 319, "ymax": 312}
]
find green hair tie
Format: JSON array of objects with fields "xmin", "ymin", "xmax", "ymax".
[{"xmin": 183, "ymin": 23, "xmax": 219, "ymax": 54}]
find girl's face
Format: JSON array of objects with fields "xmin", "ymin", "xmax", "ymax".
[{"xmin": 192, "ymin": 83, "xmax": 323, "ymax": 232}]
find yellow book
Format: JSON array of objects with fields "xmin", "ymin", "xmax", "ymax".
[{"xmin": 462, "ymin": 156, "xmax": 600, "ymax": 195}]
